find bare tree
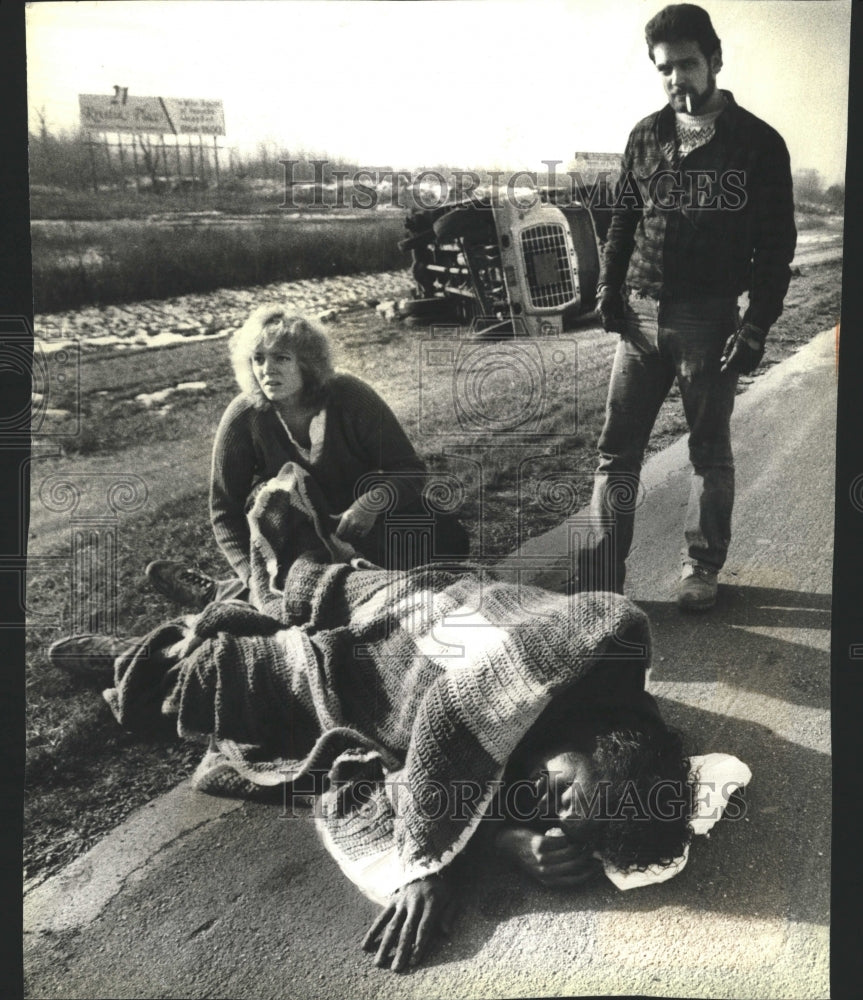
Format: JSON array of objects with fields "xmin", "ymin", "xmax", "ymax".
[{"xmin": 793, "ymin": 168, "xmax": 824, "ymax": 203}]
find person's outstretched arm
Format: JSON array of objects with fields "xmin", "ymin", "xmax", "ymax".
[{"xmin": 361, "ymin": 873, "xmax": 458, "ymax": 972}]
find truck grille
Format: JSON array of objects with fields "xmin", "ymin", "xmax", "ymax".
[{"xmin": 520, "ymin": 224, "xmax": 576, "ymax": 308}]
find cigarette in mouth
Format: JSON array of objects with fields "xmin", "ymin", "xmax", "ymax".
[{"xmin": 685, "ymin": 94, "xmax": 693, "ymax": 114}]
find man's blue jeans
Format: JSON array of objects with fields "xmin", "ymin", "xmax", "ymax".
[{"xmin": 582, "ymin": 293, "xmax": 739, "ymax": 592}]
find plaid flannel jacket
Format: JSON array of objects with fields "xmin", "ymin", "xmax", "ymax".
[{"xmin": 599, "ymin": 91, "xmax": 797, "ymax": 333}]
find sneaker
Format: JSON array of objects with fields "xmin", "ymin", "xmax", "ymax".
[
  {"xmin": 145, "ymin": 561, "xmax": 217, "ymax": 610},
  {"xmin": 676, "ymin": 564, "xmax": 718, "ymax": 611},
  {"xmin": 48, "ymin": 634, "xmax": 141, "ymax": 680}
]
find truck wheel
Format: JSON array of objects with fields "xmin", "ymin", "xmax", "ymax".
[
  {"xmin": 398, "ymin": 230, "xmax": 435, "ymax": 252},
  {"xmin": 411, "ymin": 260, "xmax": 438, "ymax": 297},
  {"xmin": 401, "ymin": 297, "xmax": 457, "ymax": 320},
  {"xmin": 406, "ymin": 208, "xmax": 440, "ymax": 231},
  {"xmin": 433, "ymin": 205, "xmax": 495, "ymax": 244}
]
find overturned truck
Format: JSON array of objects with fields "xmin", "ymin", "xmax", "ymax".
[{"xmin": 399, "ymin": 186, "xmax": 610, "ymax": 336}]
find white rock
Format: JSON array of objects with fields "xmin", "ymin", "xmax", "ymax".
[
  {"xmin": 135, "ymin": 388, "xmax": 174, "ymax": 407},
  {"xmin": 376, "ymin": 300, "xmax": 398, "ymax": 322}
]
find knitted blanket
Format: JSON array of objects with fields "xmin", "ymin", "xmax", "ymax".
[{"xmin": 106, "ymin": 464, "xmax": 653, "ymax": 902}]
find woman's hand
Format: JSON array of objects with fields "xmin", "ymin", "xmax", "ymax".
[
  {"xmin": 330, "ymin": 497, "xmax": 378, "ymax": 542},
  {"xmin": 361, "ymin": 874, "xmax": 457, "ymax": 972},
  {"xmin": 494, "ymin": 826, "xmax": 600, "ymax": 889}
]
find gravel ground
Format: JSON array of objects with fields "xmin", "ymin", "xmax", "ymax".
[
  {"xmin": 34, "ymin": 269, "xmax": 415, "ymax": 354},
  {"xmin": 32, "ymin": 224, "xmax": 843, "ymax": 356}
]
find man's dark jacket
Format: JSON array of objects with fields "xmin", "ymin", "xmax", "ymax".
[{"xmin": 599, "ymin": 91, "xmax": 797, "ymax": 333}]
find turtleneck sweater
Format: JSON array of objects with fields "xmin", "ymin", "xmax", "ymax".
[{"xmin": 674, "ymin": 91, "xmax": 728, "ymax": 157}]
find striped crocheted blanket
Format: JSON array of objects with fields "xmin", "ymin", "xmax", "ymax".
[{"xmin": 106, "ymin": 464, "xmax": 653, "ymax": 902}]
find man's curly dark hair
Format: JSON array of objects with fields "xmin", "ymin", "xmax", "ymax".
[
  {"xmin": 645, "ymin": 4, "xmax": 722, "ymax": 64},
  {"xmin": 506, "ymin": 699, "xmax": 696, "ymax": 873},
  {"xmin": 588, "ymin": 724, "xmax": 696, "ymax": 873}
]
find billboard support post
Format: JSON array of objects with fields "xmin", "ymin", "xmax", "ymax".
[
  {"xmin": 86, "ymin": 132, "xmax": 98, "ymax": 192},
  {"xmin": 102, "ymin": 133, "xmax": 114, "ymax": 185},
  {"xmin": 116, "ymin": 132, "xmax": 127, "ymax": 188},
  {"xmin": 130, "ymin": 134, "xmax": 141, "ymax": 192},
  {"xmin": 198, "ymin": 132, "xmax": 206, "ymax": 185}
]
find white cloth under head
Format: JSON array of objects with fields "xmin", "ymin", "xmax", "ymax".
[{"xmin": 601, "ymin": 752, "xmax": 752, "ymax": 890}]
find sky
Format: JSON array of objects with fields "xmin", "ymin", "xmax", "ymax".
[{"xmin": 25, "ymin": 0, "xmax": 852, "ymax": 184}]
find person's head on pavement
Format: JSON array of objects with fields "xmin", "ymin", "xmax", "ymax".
[{"xmin": 504, "ymin": 710, "xmax": 695, "ymax": 882}]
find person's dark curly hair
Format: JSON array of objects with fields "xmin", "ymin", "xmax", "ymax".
[
  {"xmin": 587, "ymin": 724, "xmax": 696, "ymax": 873},
  {"xmin": 645, "ymin": 4, "xmax": 722, "ymax": 64},
  {"xmin": 506, "ymin": 703, "xmax": 696, "ymax": 873},
  {"xmin": 591, "ymin": 729, "xmax": 696, "ymax": 871}
]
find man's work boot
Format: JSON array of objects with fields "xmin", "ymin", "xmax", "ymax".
[
  {"xmin": 676, "ymin": 564, "xmax": 718, "ymax": 612},
  {"xmin": 145, "ymin": 561, "xmax": 217, "ymax": 610}
]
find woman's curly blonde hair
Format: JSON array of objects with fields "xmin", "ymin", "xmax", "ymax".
[{"xmin": 229, "ymin": 305, "xmax": 335, "ymax": 409}]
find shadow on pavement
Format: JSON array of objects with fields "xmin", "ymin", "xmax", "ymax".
[
  {"xmin": 636, "ymin": 587, "xmax": 830, "ymax": 710},
  {"xmin": 22, "ymin": 704, "xmax": 829, "ymax": 994},
  {"xmin": 446, "ymin": 697, "xmax": 829, "ymax": 961}
]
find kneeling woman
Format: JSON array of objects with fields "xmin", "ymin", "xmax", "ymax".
[{"xmin": 147, "ymin": 305, "xmax": 469, "ymax": 608}]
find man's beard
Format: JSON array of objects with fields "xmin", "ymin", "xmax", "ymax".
[{"xmin": 687, "ymin": 72, "xmax": 717, "ymax": 114}]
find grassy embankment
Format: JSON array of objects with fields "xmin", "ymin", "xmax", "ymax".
[
  {"xmin": 31, "ymin": 212, "xmax": 408, "ymax": 313},
  {"xmin": 25, "ymin": 209, "xmax": 843, "ymax": 888},
  {"xmin": 30, "ymin": 184, "xmax": 841, "ymax": 314},
  {"xmin": 30, "ymin": 182, "xmax": 292, "ymax": 221}
]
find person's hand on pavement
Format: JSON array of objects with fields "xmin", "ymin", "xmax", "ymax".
[
  {"xmin": 720, "ymin": 322, "xmax": 767, "ymax": 375},
  {"xmin": 495, "ymin": 826, "xmax": 600, "ymax": 888},
  {"xmin": 362, "ymin": 874, "xmax": 458, "ymax": 972}
]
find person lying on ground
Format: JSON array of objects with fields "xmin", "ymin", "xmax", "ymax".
[
  {"xmin": 52, "ymin": 478, "xmax": 750, "ymax": 974},
  {"xmin": 145, "ymin": 305, "xmax": 469, "ymax": 610},
  {"xmin": 359, "ymin": 651, "xmax": 747, "ymax": 970}
]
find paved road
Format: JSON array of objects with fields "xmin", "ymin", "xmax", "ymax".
[{"xmin": 24, "ymin": 331, "xmax": 834, "ymax": 999}]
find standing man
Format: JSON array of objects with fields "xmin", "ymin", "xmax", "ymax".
[{"xmin": 584, "ymin": 3, "xmax": 796, "ymax": 609}]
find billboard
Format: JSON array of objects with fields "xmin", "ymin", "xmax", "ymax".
[
  {"xmin": 78, "ymin": 94, "xmax": 168, "ymax": 134},
  {"xmin": 79, "ymin": 94, "xmax": 225, "ymax": 135}
]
